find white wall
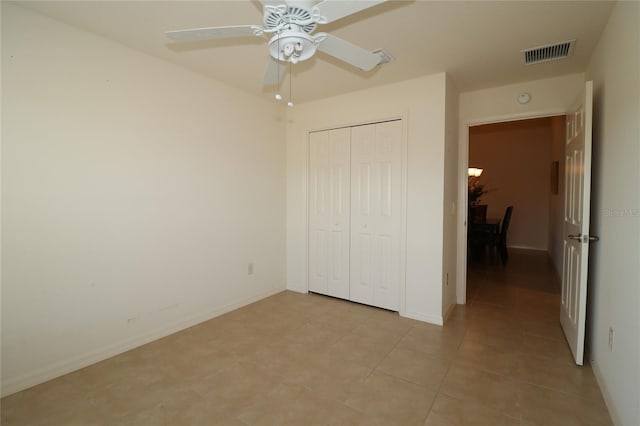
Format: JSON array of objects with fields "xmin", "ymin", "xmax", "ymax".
[
  {"xmin": 442, "ymin": 75, "xmax": 459, "ymax": 319},
  {"xmin": 1, "ymin": 4, "xmax": 286, "ymax": 396},
  {"xmin": 585, "ymin": 2, "xmax": 640, "ymax": 425},
  {"xmin": 286, "ymin": 73, "xmax": 448, "ymax": 324},
  {"xmin": 456, "ymin": 73, "xmax": 585, "ymax": 303}
]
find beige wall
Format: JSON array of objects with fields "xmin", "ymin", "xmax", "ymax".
[
  {"xmin": 469, "ymin": 118, "xmax": 554, "ymax": 250},
  {"xmin": 585, "ymin": 2, "xmax": 640, "ymax": 425},
  {"xmin": 1, "ymin": 4, "xmax": 286, "ymax": 396},
  {"xmin": 286, "ymin": 73, "xmax": 450, "ymax": 325}
]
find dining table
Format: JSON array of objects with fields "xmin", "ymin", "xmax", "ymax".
[{"xmin": 470, "ymin": 217, "xmax": 501, "ymax": 249}]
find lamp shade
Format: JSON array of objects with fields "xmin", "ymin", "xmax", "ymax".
[{"xmin": 468, "ymin": 167, "xmax": 483, "ymax": 177}]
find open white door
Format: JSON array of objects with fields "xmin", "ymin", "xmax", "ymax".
[{"xmin": 560, "ymin": 80, "xmax": 597, "ymax": 366}]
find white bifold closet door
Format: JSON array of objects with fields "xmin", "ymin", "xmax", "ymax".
[
  {"xmin": 350, "ymin": 121, "xmax": 402, "ymax": 311},
  {"xmin": 308, "ymin": 128, "xmax": 351, "ymax": 299}
]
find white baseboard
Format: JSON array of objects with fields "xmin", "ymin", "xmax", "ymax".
[
  {"xmin": 442, "ymin": 303, "xmax": 457, "ymax": 324},
  {"xmin": 507, "ymin": 244, "xmax": 547, "ymax": 251},
  {"xmin": 401, "ymin": 310, "xmax": 443, "ymax": 326},
  {"xmin": 286, "ymin": 285, "xmax": 307, "ymax": 294},
  {"xmin": 590, "ymin": 358, "xmax": 622, "ymax": 426},
  {"xmin": 1, "ymin": 286, "xmax": 285, "ymax": 397}
]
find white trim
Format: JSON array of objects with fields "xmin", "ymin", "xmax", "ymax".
[
  {"xmin": 591, "ymin": 358, "xmax": 622, "ymax": 426},
  {"xmin": 399, "ymin": 114, "xmax": 409, "ymax": 318},
  {"xmin": 442, "ymin": 302, "xmax": 457, "ymax": 324},
  {"xmin": 467, "ymin": 110, "xmax": 567, "ymax": 127},
  {"xmin": 401, "ymin": 310, "xmax": 443, "ymax": 326},
  {"xmin": 1, "ymin": 286, "xmax": 285, "ymax": 397}
]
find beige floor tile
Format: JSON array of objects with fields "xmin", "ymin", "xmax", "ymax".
[
  {"xmin": 0, "ymin": 377, "xmax": 105, "ymax": 426},
  {"xmin": 351, "ymin": 321, "xmax": 410, "ymax": 342},
  {"xmin": 424, "ymin": 393, "xmax": 520, "ymax": 426},
  {"xmin": 153, "ymin": 343, "xmax": 237, "ymax": 380},
  {"xmin": 301, "ymin": 354, "xmax": 373, "ymax": 402},
  {"xmin": 189, "ymin": 360, "xmax": 282, "ymax": 416},
  {"xmin": 515, "ymin": 355, "xmax": 606, "ymax": 402},
  {"xmin": 376, "ymin": 347, "xmax": 451, "ymax": 390},
  {"xmin": 520, "ymin": 383, "xmax": 613, "ymax": 426},
  {"xmin": 397, "ymin": 323, "xmax": 464, "ymax": 359},
  {"xmin": 109, "ymin": 389, "xmax": 246, "ymax": 426},
  {"xmin": 463, "ymin": 321, "xmax": 525, "ymax": 354},
  {"xmin": 238, "ymin": 382, "xmax": 361, "ymax": 426},
  {"xmin": 454, "ymin": 340, "xmax": 522, "ymax": 377},
  {"xmin": 440, "ymin": 362, "xmax": 521, "ymax": 418},
  {"xmin": 280, "ymin": 321, "xmax": 349, "ymax": 350},
  {"xmin": 517, "ymin": 334, "xmax": 575, "ymax": 365},
  {"xmin": 345, "ymin": 372, "xmax": 437, "ymax": 426},
  {"xmin": 329, "ymin": 332, "xmax": 398, "ymax": 369},
  {"xmin": 520, "ymin": 318, "xmax": 566, "ymax": 341},
  {"xmin": 88, "ymin": 372, "xmax": 193, "ymax": 420}
]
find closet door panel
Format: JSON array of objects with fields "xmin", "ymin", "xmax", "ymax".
[
  {"xmin": 350, "ymin": 121, "xmax": 402, "ymax": 310},
  {"xmin": 350, "ymin": 125, "xmax": 377, "ymax": 305},
  {"xmin": 373, "ymin": 120, "xmax": 402, "ymax": 311},
  {"xmin": 327, "ymin": 128, "xmax": 351, "ymax": 299},
  {"xmin": 308, "ymin": 131, "xmax": 330, "ymax": 294}
]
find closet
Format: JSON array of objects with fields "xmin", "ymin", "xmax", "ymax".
[{"xmin": 308, "ymin": 120, "xmax": 402, "ymax": 311}]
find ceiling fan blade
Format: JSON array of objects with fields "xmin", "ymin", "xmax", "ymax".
[
  {"xmin": 316, "ymin": 33, "xmax": 381, "ymax": 71},
  {"xmin": 166, "ymin": 25, "xmax": 261, "ymax": 42},
  {"xmin": 314, "ymin": 0, "xmax": 387, "ymax": 24},
  {"xmin": 263, "ymin": 57, "xmax": 287, "ymax": 86}
]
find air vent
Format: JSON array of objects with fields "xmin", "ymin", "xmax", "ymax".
[
  {"xmin": 522, "ymin": 40, "xmax": 575, "ymax": 65},
  {"xmin": 372, "ymin": 48, "xmax": 394, "ymax": 64}
]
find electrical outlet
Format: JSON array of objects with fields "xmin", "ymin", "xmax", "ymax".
[
  {"xmin": 248, "ymin": 262, "xmax": 254, "ymax": 275},
  {"xmin": 127, "ymin": 317, "xmax": 137, "ymax": 327},
  {"xmin": 608, "ymin": 327, "xmax": 614, "ymax": 351}
]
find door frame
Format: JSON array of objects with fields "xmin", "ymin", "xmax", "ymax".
[
  {"xmin": 304, "ymin": 115, "xmax": 409, "ymax": 316},
  {"xmin": 456, "ymin": 110, "xmax": 569, "ymax": 304}
]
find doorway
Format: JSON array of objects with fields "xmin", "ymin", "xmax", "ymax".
[{"xmin": 465, "ymin": 116, "xmax": 566, "ymax": 290}]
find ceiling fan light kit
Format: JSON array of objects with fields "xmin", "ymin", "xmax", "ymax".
[
  {"xmin": 268, "ymin": 30, "xmax": 322, "ymax": 64},
  {"xmin": 166, "ymin": 0, "xmax": 390, "ymax": 100}
]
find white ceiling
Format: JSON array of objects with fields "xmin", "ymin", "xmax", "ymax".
[{"xmin": 14, "ymin": 0, "xmax": 615, "ymax": 103}]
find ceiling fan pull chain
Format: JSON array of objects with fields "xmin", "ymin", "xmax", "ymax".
[
  {"xmin": 288, "ymin": 62, "xmax": 294, "ymax": 108},
  {"xmin": 275, "ymin": 32, "xmax": 282, "ymax": 101}
]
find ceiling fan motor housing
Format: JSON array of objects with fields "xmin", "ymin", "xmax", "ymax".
[{"xmin": 263, "ymin": 3, "xmax": 317, "ymax": 34}]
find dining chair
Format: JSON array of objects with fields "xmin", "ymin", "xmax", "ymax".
[{"xmin": 498, "ymin": 206, "xmax": 514, "ymax": 264}]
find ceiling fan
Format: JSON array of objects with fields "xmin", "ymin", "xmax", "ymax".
[{"xmin": 165, "ymin": 0, "xmax": 388, "ymax": 87}]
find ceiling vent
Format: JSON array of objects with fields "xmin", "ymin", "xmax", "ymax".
[{"xmin": 522, "ymin": 40, "xmax": 575, "ymax": 65}]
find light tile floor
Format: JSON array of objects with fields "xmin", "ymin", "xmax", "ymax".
[{"xmin": 1, "ymin": 249, "xmax": 612, "ymax": 425}]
